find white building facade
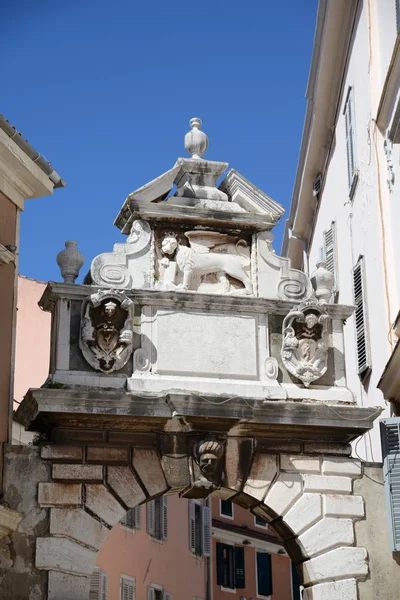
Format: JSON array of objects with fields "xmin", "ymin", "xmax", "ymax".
[{"xmin": 283, "ymin": 0, "xmax": 400, "ymax": 464}]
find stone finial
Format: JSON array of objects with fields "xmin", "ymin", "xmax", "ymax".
[
  {"xmin": 311, "ymin": 260, "xmax": 334, "ymax": 304},
  {"xmin": 184, "ymin": 117, "xmax": 208, "ymax": 159},
  {"xmin": 56, "ymin": 240, "xmax": 84, "ymax": 284}
]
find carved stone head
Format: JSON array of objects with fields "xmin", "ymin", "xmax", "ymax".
[
  {"xmin": 161, "ymin": 233, "xmax": 179, "ymax": 256},
  {"xmin": 194, "ymin": 439, "xmax": 224, "ymax": 483}
]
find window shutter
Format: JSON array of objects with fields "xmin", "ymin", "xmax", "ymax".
[
  {"xmin": 353, "ymin": 258, "xmax": 371, "ymax": 378},
  {"xmin": 147, "ymin": 500, "xmax": 155, "ymax": 537},
  {"xmin": 162, "ymin": 496, "xmax": 168, "ymax": 540},
  {"xmin": 396, "ymin": 0, "xmax": 400, "ymax": 33},
  {"xmin": 257, "ymin": 552, "xmax": 273, "ymax": 597},
  {"xmin": 164, "ymin": 593, "xmax": 171, "ymax": 600},
  {"xmin": 381, "ymin": 419, "xmax": 400, "ymax": 551},
  {"xmin": 234, "ymin": 546, "xmax": 245, "ymax": 589},
  {"xmin": 323, "ymin": 223, "xmax": 337, "ymax": 293},
  {"xmin": 134, "ymin": 506, "xmax": 141, "ymax": 529},
  {"xmin": 89, "ymin": 568, "xmax": 101, "ymax": 600},
  {"xmin": 216, "ymin": 542, "xmax": 224, "ymax": 585},
  {"xmin": 147, "ymin": 587, "xmax": 155, "ymax": 600},
  {"xmin": 101, "ymin": 574, "xmax": 108, "ymax": 600},
  {"xmin": 121, "ymin": 578, "xmax": 135, "ymax": 600},
  {"xmin": 344, "ymin": 88, "xmax": 357, "ymax": 194},
  {"xmin": 201, "ymin": 505, "xmax": 211, "ymax": 557},
  {"xmin": 189, "ymin": 501, "xmax": 196, "ymax": 553}
]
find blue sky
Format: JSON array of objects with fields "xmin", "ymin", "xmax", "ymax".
[{"xmin": 1, "ymin": 0, "xmax": 317, "ymax": 283}]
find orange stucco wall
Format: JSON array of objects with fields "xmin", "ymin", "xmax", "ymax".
[
  {"xmin": 96, "ymin": 496, "xmax": 207, "ymax": 600},
  {"xmin": 0, "ymin": 192, "xmax": 17, "ymax": 442}
]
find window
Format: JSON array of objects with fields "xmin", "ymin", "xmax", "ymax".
[
  {"xmin": 220, "ymin": 499, "xmax": 234, "ymax": 519},
  {"xmin": 89, "ymin": 567, "xmax": 108, "ymax": 600},
  {"xmin": 256, "ymin": 552, "xmax": 272, "ymax": 598},
  {"xmin": 380, "ymin": 419, "xmax": 400, "ymax": 551},
  {"xmin": 254, "ymin": 515, "xmax": 268, "ymax": 529},
  {"xmin": 147, "ymin": 497, "xmax": 168, "ymax": 540},
  {"xmin": 216, "ymin": 543, "xmax": 245, "ymax": 590},
  {"xmin": 344, "ymin": 87, "xmax": 358, "ymax": 198},
  {"xmin": 121, "ymin": 507, "xmax": 141, "ymax": 530},
  {"xmin": 353, "ymin": 257, "xmax": 371, "ymax": 379},
  {"xmin": 147, "ymin": 585, "xmax": 170, "ymax": 600},
  {"xmin": 189, "ymin": 500, "xmax": 211, "ymax": 557},
  {"xmin": 120, "ymin": 575, "xmax": 135, "ymax": 600},
  {"xmin": 323, "ymin": 222, "xmax": 338, "ymax": 298}
]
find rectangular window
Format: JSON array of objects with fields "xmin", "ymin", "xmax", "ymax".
[
  {"xmin": 216, "ymin": 543, "xmax": 245, "ymax": 590},
  {"xmin": 120, "ymin": 576, "xmax": 135, "ymax": 600},
  {"xmin": 90, "ymin": 567, "xmax": 108, "ymax": 600},
  {"xmin": 380, "ymin": 419, "xmax": 400, "ymax": 551},
  {"xmin": 254, "ymin": 515, "xmax": 268, "ymax": 529},
  {"xmin": 189, "ymin": 501, "xmax": 211, "ymax": 557},
  {"xmin": 256, "ymin": 552, "xmax": 273, "ymax": 598},
  {"xmin": 147, "ymin": 586, "xmax": 167, "ymax": 600},
  {"xmin": 121, "ymin": 507, "xmax": 141, "ymax": 530},
  {"xmin": 323, "ymin": 222, "xmax": 338, "ymax": 298},
  {"xmin": 353, "ymin": 257, "xmax": 371, "ymax": 379},
  {"xmin": 220, "ymin": 499, "xmax": 233, "ymax": 519},
  {"xmin": 344, "ymin": 87, "xmax": 358, "ymax": 198},
  {"xmin": 147, "ymin": 497, "xmax": 168, "ymax": 540}
]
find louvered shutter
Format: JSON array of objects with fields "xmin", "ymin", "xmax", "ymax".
[
  {"xmin": 344, "ymin": 88, "xmax": 357, "ymax": 194},
  {"xmin": 353, "ymin": 258, "xmax": 371, "ymax": 377},
  {"xmin": 147, "ymin": 587, "xmax": 155, "ymax": 600},
  {"xmin": 101, "ymin": 574, "xmax": 108, "ymax": 600},
  {"xmin": 121, "ymin": 578, "xmax": 135, "ymax": 600},
  {"xmin": 381, "ymin": 419, "xmax": 400, "ymax": 551},
  {"xmin": 234, "ymin": 546, "xmax": 245, "ymax": 589},
  {"xmin": 162, "ymin": 496, "xmax": 168, "ymax": 540},
  {"xmin": 89, "ymin": 568, "xmax": 101, "ymax": 600},
  {"xmin": 201, "ymin": 505, "xmax": 211, "ymax": 557},
  {"xmin": 147, "ymin": 500, "xmax": 155, "ymax": 536},
  {"xmin": 323, "ymin": 223, "xmax": 337, "ymax": 294},
  {"xmin": 134, "ymin": 506, "xmax": 141, "ymax": 529},
  {"xmin": 257, "ymin": 552, "xmax": 273, "ymax": 597},
  {"xmin": 164, "ymin": 593, "xmax": 171, "ymax": 600},
  {"xmin": 189, "ymin": 501, "xmax": 196, "ymax": 553}
]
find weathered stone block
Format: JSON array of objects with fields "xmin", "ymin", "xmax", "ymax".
[
  {"xmin": 280, "ymin": 455, "xmax": 320, "ymax": 473},
  {"xmin": 225, "ymin": 437, "xmax": 253, "ymax": 491},
  {"xmin": 38, "ymin": 483, "xmax": 82, "ymax": 507},
  {"xmin": 324, "ymin": 494, "xmax": 364, "ymax": 518},
  {"xmin": 85, "ymin": 484, "xmax": 125, "ymax": 527},
  {"xmin": 303, "ymin": 443, "xmax": 351, "ymax": 456},
  {"xmin": 264, "ymin": 472, "xmax": 302, "ymax": 515},
  {"xmin": 302, "ymin": 579, "xmax": 358, "ymax": 600},
  {"xmin": 243, "ymin": 454, "xmax": 277, "ymax": 501},
  {"xmin": 301, "ymin": 546, "xmax": 368, "ymax": 585},
  {"xmin": 48, "ymin": 571, "xmax": 90, "ymax": 600},
  {"xmin": 132, "ymin": 448, "xmax": 167, "ymax": 497},
  {"xmin": 0, "ymin": 505, "xmax": 23, "ymax": 539},
  {"xmin": 298, "ymin": 517, "xmax": 354, "ymax": 557},
  {"xmin": 284, "ymin": 493, "xmax": 322, "ymax": 535},
  {"xmin": 36, "ymin": 537, "xmax": 97, "ymax": 575},
  {"xmin": 256, "ymin": 439, "xmax": 302, "ymax": 453},
  {"xmin": 107, "ymin": 466, "xmax": 146, "ymax": 507},
  {"xmin": 322, "ymin": 458, "xmax": 361, "ymax": 477},
  {"xmin": 86, "ymin": 446, "xmax": 130, "ymax": 464},
  {"xmin": 41, "ymin": 445, "xmax": 83, "ymax": 462},
  {"xmin": 50, "ymin": 508, "xmax": 109, "ymax": 550},
  {"xmin": 52, "ymin": 464, "xmax": 103, "ymax": 481},
  {"xmin": 161, "ymin": 455, "xmax": 190, "ymax": 489},
  {"xmin": 304, "ymin": 475, "xmax": 352, "ymax": 494}
]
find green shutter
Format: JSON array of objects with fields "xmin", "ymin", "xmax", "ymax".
[
  {"xmin": 381, "ymin": 419, "xmax": 400, "ymax": 551},
  {"xmin": 257, "ymin": 552, "xmax": 272, "ymax": 597},
  {"xmin": 234, "ymin": 546, "xmax": 245, "ymax": 589},
  {"xmin": 216, "ymin": 543, "xmax": 224, "ymax": 585}
]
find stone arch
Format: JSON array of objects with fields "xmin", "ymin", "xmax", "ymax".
[{"xmin": 26, "ymin": 434, "xmax": 367, "ymax": 600}]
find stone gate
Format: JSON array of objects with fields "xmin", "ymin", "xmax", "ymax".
[{"xmin": 0, "ymin": 119, "xmax": 382, "ymax": 599}]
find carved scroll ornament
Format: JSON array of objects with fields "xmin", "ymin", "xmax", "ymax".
[
  {"xmin": 79, "ymin": 289, "xmax": 134, "ymax": 373},
  {"xmin": 90, "ymin": 220, "xmax": 151, "ymax": 288},
  {"xmin": 281, "ymin": 302, "xmax": 330, "ymax": 387}
]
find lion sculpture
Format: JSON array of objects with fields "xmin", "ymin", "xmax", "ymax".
[{"xmin": 159, "ymin": 231, "xmax": 253, "ymax": 294}]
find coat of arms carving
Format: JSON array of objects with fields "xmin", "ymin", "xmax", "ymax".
[{"xmin": 79, "ymin": 289, "xmax": 134, "ymax": 373}]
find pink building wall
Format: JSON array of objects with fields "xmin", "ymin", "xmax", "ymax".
[{"xmin": 97, "ymin": 497, "xmax": 207, "ymax": 600}]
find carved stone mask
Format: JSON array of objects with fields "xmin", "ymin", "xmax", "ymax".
[{"xmin": 195, "ymin": 439, "xmax": 224, "ymax": 482}]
